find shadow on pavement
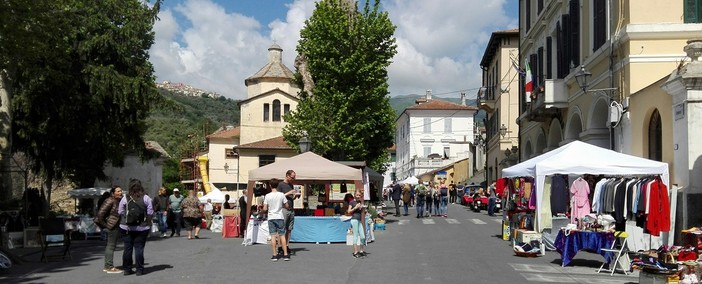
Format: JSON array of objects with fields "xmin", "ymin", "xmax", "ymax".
[
  {"xmin": 0, "ymin": 240, "xmax": 104, "ymax": 283},
  {"xmin": 144, "ymin": 264, "xmax": 173, "ymax": 274}
]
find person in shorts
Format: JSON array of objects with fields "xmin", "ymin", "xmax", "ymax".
[
  {"xmin": 277, "ymin": 170, "xmax": 299, "ymax": 255},
  {"xmin": 263, "ymin": 178, "xmax": 289, "ymax": 261},
  {"xmin": 181, "ymin": 190, "xmax": 203, "ymax": 239}
]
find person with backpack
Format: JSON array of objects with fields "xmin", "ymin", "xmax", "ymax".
[
  {"xmin": 415, "ymin": 182, "xmax": 427, "ymax": 218},
  {"xmin": 118, "ymin": 179, "xmax": 153, "ymax": 276},
  {"xmin": 439, "ymin": 181, "xmax": 449, "ymax": 217},
  {"xmin": 425, "ymin": 182, "xmax": 434, "ymax": 217},
  {"xmin": 95, "ymin": 186, "xmax": 123, "ymax": 274}
]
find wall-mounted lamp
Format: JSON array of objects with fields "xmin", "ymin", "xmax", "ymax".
[
  {"xmin": 499, "ymin": 124, "xmax": 508, "ymax": 138},
  {"xmin": 574, "ymin": 65, "xmax": 592, "ymax": 92},
  {"xmin": 224, "ymin": 163, "xmax": 229, "ymax": 173}
]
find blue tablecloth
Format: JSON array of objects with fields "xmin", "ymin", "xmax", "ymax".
[
  {"xmin": 290, "ymin": 216, "xmax": 369, "ymax": 243},
  {"xmin": 555, "ymin": 230, "xmax": 615, "ymax": 267}
]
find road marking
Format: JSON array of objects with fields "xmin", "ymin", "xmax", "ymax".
[
  {"xmin": 398, "ymin": 220, "xmax": 409, "ymax": 225},
  {"xmin": 470, "ymin": 219, "xmax": 486, "ymax": 224},
  {"xmin": 509, "ymin": 264, "xmax": 560, "ymax": 273},
  {"xmin": 493, "ymin": 219, "xmax": 503, "ymax": 223},
  {"xmin": 422, "ymin": 219, "xmax": 435, "ymax": 224},
  {"xmin": 446, "ymin": 219, "xmax": 460, "ymax": 224}
]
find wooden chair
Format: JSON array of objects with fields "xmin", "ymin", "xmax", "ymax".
[
  {"xmin": 598, "ymin": 231, "xmax": 629, "ymax": 275},
  {"xmin": 38, "ymin": 218, "xmax": 72, "ymax": 262}
]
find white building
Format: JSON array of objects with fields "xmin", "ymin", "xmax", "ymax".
[{"xmin": 395, "ymin": 91, "xmax": 478, "ymax": 180}]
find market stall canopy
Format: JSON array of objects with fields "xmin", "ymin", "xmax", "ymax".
[
  {"xmin": 501, "ymin": 140, "xmax": 670, "ymax": 237},
  {"xmin": 199, "ymin": 184, "xmax": 226, "ymax": 203},
  {"xmin": 248, "ymin": 151, "xmax": 362, "ymax": 182},
  {"xmin": 364, "ymin": 167, "xmax": 383, "ymax": 184},
  {"xmin": 400, "ymin": 176, "xmax": 419, "ymax": 185},
  {"xmin": 68, "ymin": 188, "xmax": 111, "ymax": 198}
]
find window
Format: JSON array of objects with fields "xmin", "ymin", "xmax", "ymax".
[
  {"xmin": 272, "ymin": 99, "xmax": 281, "ymax": 121},
  {"xmin": 225, "ymin": 148, "xmax": 238, "ymax": 159},
  {"xmin": 569, "ymin": 0, "xmax": 580, "ymax": 67},
  {"xmin": 525, "ymin": 0, "xmax": 532, "ymax": 32},
  {"xmin": 444, "ymin": 118, "xmax": 452, "ymax": 133},
  {"xmin": 537, "ymin": 0, "xmax": 544, "ymax": 14},
  {"xmin": 263, "ymin": 103, "xmax": 270, "ymax": 122},
  {"xmin": 648, "ymin": 109, "xmax": 662, "ymax": 161},
  {"xmin": 685, "ymin": 0, "xmax": 702, "ymax": 23},
  {"xmin": 443, "ymin": 147, "xmax": 450, "ymax": 159},
  {"xmin": 283, "ymin": 104, "xmax": 290, "ymax": 116},
  {"xmin": 423, "ymin": 118, "xmax": 431, "ymax": 133},
  {"xmin": 546, "ymin": 37, "xmax": 553, "ymax": 79},
  {"xmin": 537, "ymin": 47, "xmax": 544, "ymax": 86},
  {"xmin": 593, "ymin": 0, "xmax": 607, "ymax": 51},
  {"xmin": 423, "ymin": 146, "xmax": 431, "ymax": 158},
  {"xmin": 259, "ymin": 155, "xmax": 276, "ymax": 167}
]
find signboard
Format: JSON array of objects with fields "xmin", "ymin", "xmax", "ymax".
[
  {"xmin": 436, "ymin": 171, "xmax": 447, "ymax": 180},
  {"xmin": 330, "ymin": 183, "xmax": 355, "ymax": 201},
  {"xmin": 675, "ymin": 103, "xmax": 685, "ymax": 121}
]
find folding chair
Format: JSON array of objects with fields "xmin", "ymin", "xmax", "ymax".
[
  {"xmin": 38, "ymin": 218, "xmax": 72, "ymax": 262},
  {"xmin": 598, "ymin": 231, "xmax": 629, "ymax": 275}
]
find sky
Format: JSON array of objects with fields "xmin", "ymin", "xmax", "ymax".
[{"xmin": 150, "ymin": 0, "xmax": 519, "ymax": 100}]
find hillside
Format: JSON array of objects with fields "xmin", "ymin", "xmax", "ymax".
[{"xmin": 143, "ymin": 88, "xmax": 240, "ymax": 159}]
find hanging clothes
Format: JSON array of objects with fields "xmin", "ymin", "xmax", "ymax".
[
  {"xmin": 570, "ymin": 177, "xmax": 591, "ymax": 224},
  {"xmin": 540, "ymin": 177, "xmax": 553, "ymax": 229},
  {"xmin": 646, "ymin": 177, "xmax": 670, "ymax": 236},
  {"xmin": 550, "ymin": 174, "xmax": 569, "ymax": 214}
]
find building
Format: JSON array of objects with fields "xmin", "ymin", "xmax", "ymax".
[
  {"xmin": 95, "ymin": 141, "xmax": 170, "ymax": 197},
  {"xmin": 200, "ymin": 43, "xmax": 300, "ymax": 192},
  {"xmin": 394, "ymin": 90, "xmax": 478, "ymax": 181},
  {"xmin": 479, "ymin": 29, "xmax": 520, "ymax": 184},
  {"xmin": 517, "ymin": 0, "xmax": 702, "ymax": 234}
]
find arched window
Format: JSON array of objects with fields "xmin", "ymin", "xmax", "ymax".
[
  {"xmin": 272, "ymin": 100, "xmax": 281, "ymax": 122},
  {"xmin": 648, "ymin": 109, "xmax": 662, "ymax": 161},
  {"xmin": 263, "ymin": 103, "xmax": 270, "ymax": 122}
]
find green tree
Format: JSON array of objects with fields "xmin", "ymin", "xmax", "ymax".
[
  {"xmin": 283, "ymin": 0, "xmax": 397, "ymax": 173},
  {"xmin": 1, "ymin": 0, "xmax": 162, "ymax": 214}
]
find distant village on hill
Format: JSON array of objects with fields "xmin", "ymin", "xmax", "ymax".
[{"xmin": 157, "ymin": 81, "xmax": 222, "ymax": 99}]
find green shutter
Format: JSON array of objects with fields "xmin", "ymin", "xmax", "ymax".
[{"xmin": 685, "ymin": 0, "xmax": 701, "ymax": 23}]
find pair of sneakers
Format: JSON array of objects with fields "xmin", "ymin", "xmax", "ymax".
[
  {"xmin": 103, "ymin": 267, "xmax": 122, "ymax": 274},
  {"xmin": 352, "ymin": 251, "xmax": 367, "ymax": 258},
  {"xmin": 271, "ymin": 254, "xmax": 290, "ymax": 262}
]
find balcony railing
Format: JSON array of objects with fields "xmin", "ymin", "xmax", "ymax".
[{"xmin": 523, "ymin": 79, "xmax": 568, "ymax": 122}]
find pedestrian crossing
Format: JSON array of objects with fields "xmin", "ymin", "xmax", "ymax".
[{"xmin": 393, "ymin": 218, "xmax": 501, "ymax": 225}]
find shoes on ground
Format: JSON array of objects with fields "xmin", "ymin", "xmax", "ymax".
[
  {"xmin": 359, "ymin": 251, "xmax": 367, "ymax": 257},
  {"xmin": 135, "ymin": 270, "xmax": 143, "ymax": 276},
  {"xmin": 282, "ymin": 254, "xmax": 290, "ymax": 261},
  {"xmin": 194, "ymin": 235, "xmax": 200, "ymax": 239},
  {"xmin": 271, "ymin": 255, "xmax": 279, "ymax": 262},
  {"xmin": 353, "ymin": 252, "xmax": 361, "ymax": 258},
  {"xmin": 161, "ymin": 233, "xmax": 168, "ymax": 238},
  {"xmin": 104, "ymin": 267, "xmax": 123, "ymax": 274},
  {"xmin": 123, "ymin": 269, "xmax": 134, "ymax": 276},
  {"xmin": 169, "ymin": 232, "xmax": 174, "ymax": 237}
]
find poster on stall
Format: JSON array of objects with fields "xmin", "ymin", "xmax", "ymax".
[
  {"xmin": 293, "ymin": 185, "xmax": 304, "ymax": 209},
  {"xmin": 330, "ymin": 183, "xmax": 355, "ymax": 201}
]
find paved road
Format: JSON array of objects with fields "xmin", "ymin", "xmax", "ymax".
[{"xmin": 0, "ymin": 203, "xmax": 639, "ymax": 284}]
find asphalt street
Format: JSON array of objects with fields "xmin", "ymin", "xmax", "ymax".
[{"xmin": 0, "ymin": 203, "xmax": 640, "ymax": 284}]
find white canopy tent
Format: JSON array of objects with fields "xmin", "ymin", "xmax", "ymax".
[
  {"xmin": 399, "ymin": 176, "xmax": 419, "ymax": 185},
  {"xmin": 199, "ymin": 184, "xmax": 227, "ymax": 203},
  {"xmin": 502, "ymin": 140, "xmax": 672, "ymax": 247}
]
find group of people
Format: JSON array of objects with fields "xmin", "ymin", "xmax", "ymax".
[
  {"xmin": 260, "ymin": 170, "xmax": 300, "ymax": 261},
  {"xmin": 388, "ymin": 180, "xmax": 451, "ymax": 218},
  {"xmin": 94, "ymin": 181, "xmax": 218, "ymax": 276}
]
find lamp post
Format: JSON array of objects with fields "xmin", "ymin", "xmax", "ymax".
[
  {"xmin": 499, "ymin": 124, "xmax": 508, "ymax": 139},
  {"xmin": 574, "ymin": 65, "xmax": 620, "ymax": 150},
  {"xmin": 299, "ymin": 136, "xmax": 311, "ymax": 153}
]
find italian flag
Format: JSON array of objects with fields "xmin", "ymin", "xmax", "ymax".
[{"xmin": 524, "ymin": 59, "xmax": 533, "ymax": 102}]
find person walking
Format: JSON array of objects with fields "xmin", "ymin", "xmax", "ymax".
[
  {"xmin": 168, "ymin": 188, "xmax": 184, "ymax": 237},
  {"xmin": 439, "ymin": 181, "xmax": 449, "ymax": 217},
  {"xmin": 153, "ymin": 187, "xmax": 169, "ymax": 238},
  {"xmin": 391, "ymin": 182, "xmax": 402, "ymax": 217},
  {"xmin": 203, "ymin": 199, "xmax": 213, "ymax": 229},
  {"xmin": 401, "ymin": 184, "xmax": 411, "ymax": 216},
  {"xmin": 347, "ymin": 191, "xmax": 366, "ymax": 258},
  {"xmin": 487, "ymin": 183, "xmax": 497, "ymax": 216},
  {"xmin": 414, "ymin": 182, "xmax": 426, "ymax": 218},
  {"xmin": 118, "ymin": 180, "xmax": 153, "ymax": 276},
  {"xmin": 277, "ymin": 170, "xmax": 300, "ymax": 256},
  {"xmin": 95, "ymin": 186, "xmax": 123, "ymax": 274},
  {"xmin": 181, "ymin": 190, "xmax": 203, "ymax": 239},
  {"xmin": 433, "ymin": 185, "xmax": 440, "ymax": 216},
  {"xmin": 449, "ymin": 183, "xmax": 457, "ymax": 204},
  {"xmin": 262, "ymin": 178, "xmax": 290, "ymax": 261},
  {"xmin": 425, "ymin": 182, "xmax": 434, "ymax": 217}
]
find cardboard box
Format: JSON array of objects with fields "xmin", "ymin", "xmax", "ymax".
[
  {"xmin": 222, "ymin": 209, "xmax": 240, "ymax": 216},
  {"xmin": 516, "ymin": 230, "xmax": 542, "ymax": 243}
]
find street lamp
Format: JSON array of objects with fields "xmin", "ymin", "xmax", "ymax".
[
  {"xmin": 499, "ymin": 124, "xmax": 508, "ymax": 138},
  {"xmin": 574, "ymin": 65, "xmax": 592, "ymax": 92},
  {"xmin": 299, "ymin": 136, "xmax": 311, "ymax": 153},
  {"xmin": 573, "ymin": 65, "xmax": 620, "ymax": 150}
]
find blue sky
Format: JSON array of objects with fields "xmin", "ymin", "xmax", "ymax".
[{"xmin": 150, "ymin": 0, "xmax": 519, "ymax": 100}]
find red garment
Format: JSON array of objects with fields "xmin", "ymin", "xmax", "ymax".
[
  {"xmin": 495, "ymin": 178, "xmax": 506, "ymax": 197},
  {"xmin": 645, "ymin": 178, "xmax": 670, "ymax": 236}
]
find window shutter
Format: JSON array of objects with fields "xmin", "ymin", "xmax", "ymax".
[
  {"xmin": 546, "ymin": 37, "xmax": 553, "ymax": 79},
  {"xmin": 593, "ymin": 0, "xmax": 606, "ymax": 51},
  {"xmin": 526, "ymin": 0, "xmax": 532, "ymax": 32},
  {"xmin": 685, "ymin": 0, "xmax": 701, "ymax": 23},
  {"xmin": 569, "ymin": 0, "xmax": 580, "ymax": 67}
]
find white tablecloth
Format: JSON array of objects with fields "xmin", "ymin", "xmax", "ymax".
[{"xmin": 243, "ymin": 218, "xmax": 269, "ymax": 246}]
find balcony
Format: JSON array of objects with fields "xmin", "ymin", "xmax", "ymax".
[
  {"xmin": 524, "ymin": 79, "xmax": 568, "ymax": 122},
  {"xmin": 397, "ymin": 157, "xmax": 457, "ymax": 179}
]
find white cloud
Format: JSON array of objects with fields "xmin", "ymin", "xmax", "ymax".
[{"xmin": 149, "ymin": 0, "xmax": 516, "ymax": 100}]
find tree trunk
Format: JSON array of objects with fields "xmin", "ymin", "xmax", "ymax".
[
  {"xmin": 0, "ymin": 70, "xmax": 13, "ymax": 201},
  {"xmin": 43, "ymin": 176, "xmax": 53, "ymax": 217}
]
